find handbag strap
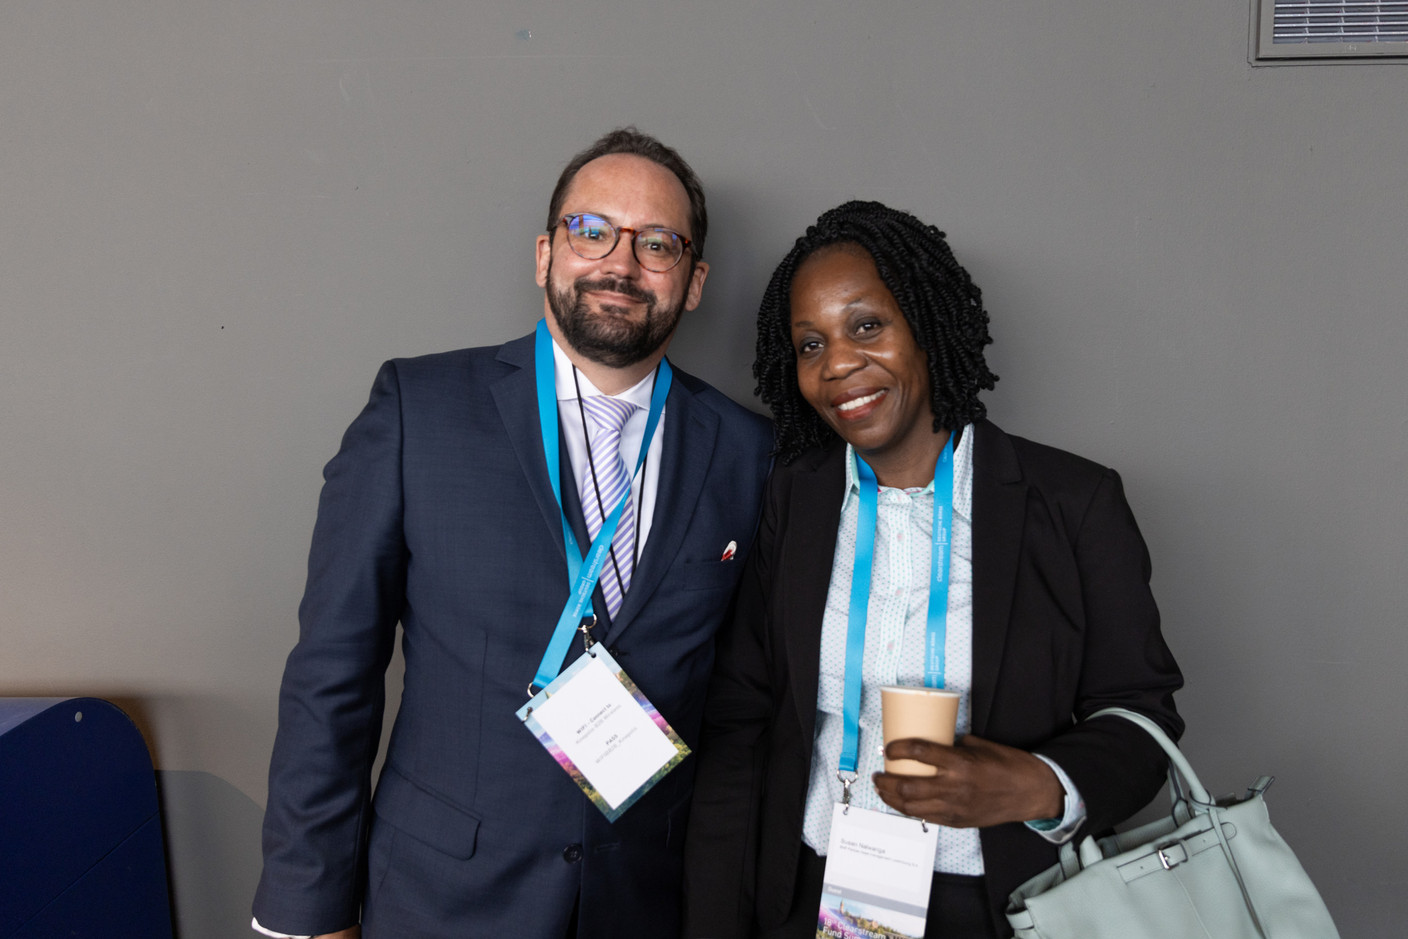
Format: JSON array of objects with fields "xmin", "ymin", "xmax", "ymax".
[{"xmin": 1087, "ymin": 706, "xmax": 1213, "ymax": 807}]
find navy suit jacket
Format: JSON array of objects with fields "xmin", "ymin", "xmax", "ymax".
[
  {"xmin": 255, "ymin": 331, "xmax": 773, "ymax": 938},
  {"xmin": 681, "ymin": 421, "xmax": 1183, "ymax": 937}
]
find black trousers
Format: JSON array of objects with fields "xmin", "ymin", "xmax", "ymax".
[{"xmin": 762, "ymin": 845, "xmax": 1001, "ymax": 939}]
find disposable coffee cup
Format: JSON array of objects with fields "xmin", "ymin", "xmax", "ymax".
[{"xmin": 880, "ymin": 686, "xmax": 960, "ymax": 776}]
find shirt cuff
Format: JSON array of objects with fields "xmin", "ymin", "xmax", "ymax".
[
  {"xmin": 251, "ymin": 916, "xmax": 311, "ymax": 939},
  {"xmin": 1024, "ymin": 755, "xmax": 1087, "ymax": 844}
]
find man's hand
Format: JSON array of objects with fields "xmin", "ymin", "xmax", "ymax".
[
  {"xmin": 871, "ymin": 735, "xmax": 1064, "ymax": 828},
  {"xmin": 313, "ymin": 929, "xmax": 360, "ymax": 939}
]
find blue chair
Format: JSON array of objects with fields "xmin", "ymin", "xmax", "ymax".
[{"xmin": 0, "ymin": 697, "xmax": 174, "ymax": 938}]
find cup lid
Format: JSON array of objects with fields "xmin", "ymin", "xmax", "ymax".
[{"xmin": 879, "ymin": 685, "xmax": 960, "ymax": 697}]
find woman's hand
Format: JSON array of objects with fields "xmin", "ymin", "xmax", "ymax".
[{"xmin": 871, "ymin": 735, "xmax": 1065, "ymax": 828}]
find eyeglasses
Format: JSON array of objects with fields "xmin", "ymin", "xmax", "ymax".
[{"xmin": 555, "ymin": 213, "xmax": 694, "ymax": 273}]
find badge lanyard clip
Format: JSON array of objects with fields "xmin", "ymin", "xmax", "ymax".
[{"xmin": 838, "ymin": 771, "xmax": 858, "ymax": 813}]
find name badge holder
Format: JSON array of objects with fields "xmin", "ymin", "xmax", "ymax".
[
  {"xmin": 516, "ymin": 319, "xmax": 689, "ymax": 822},
  {"xmin": 817, "ymin": 439, "xmax": 954, "ymax": 939}
]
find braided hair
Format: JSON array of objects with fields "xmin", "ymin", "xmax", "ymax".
[{"xmin": 754, "ymin": 200, "xmax": 998, "ymax": 464}]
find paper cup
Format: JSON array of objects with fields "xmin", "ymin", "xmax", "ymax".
[{"xmin": 879, "ymin": 686, "xmax": 960, "ymax": 776}]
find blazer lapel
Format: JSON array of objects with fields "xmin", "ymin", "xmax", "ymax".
[
  {"xmin": 781, "ymin": 443, "xmax": 846, "ymax": 744},
  {"xmin": 491, "ymin": 333, "xmax": 569, "ymax": 568},
  {"xmin": 969, "ymin": 420, "xmax": 1026, "ymax": 736},
  {"xmin": 599, "ymin": 367, "xmax": 718, "ymax": 646}
]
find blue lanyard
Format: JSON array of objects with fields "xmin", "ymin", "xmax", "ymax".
[
  {"xmin": 530, "ymin": 318, "xmax": 671, "ymax": 691},
  {"xmin": 838, "ymin": 434, "xmax": 955, "ymax": 775}
]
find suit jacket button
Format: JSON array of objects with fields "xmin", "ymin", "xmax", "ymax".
[{"xmin": 563, "ymin": 843, "xmax": 583, "ymax": 863}]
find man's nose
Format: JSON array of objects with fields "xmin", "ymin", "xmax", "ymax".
[{"xmin": 598, "ymin": 233, "xmax": 642, "ymax": 275}]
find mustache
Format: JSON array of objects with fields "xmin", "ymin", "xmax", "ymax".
[{"xmin": 575, "ymin": 276, "xmax": 653, "ymax": 304}]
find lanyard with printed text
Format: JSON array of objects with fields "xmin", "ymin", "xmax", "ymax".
[
  {"xmin": 530, "ymin": 318, "xmax": 671, "ymax": 691},
  {"xmin": 838, "ymin": 434, "xmax": 955, "ymax": 776}
]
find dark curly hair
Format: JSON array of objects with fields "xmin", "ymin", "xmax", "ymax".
[{"xmin": 754, "ymin": 200, "xmax": 998, "ymax": 464}]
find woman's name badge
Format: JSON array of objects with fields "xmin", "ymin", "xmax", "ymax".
[
  {"xmin": 817, "ymin": 804, "xmax": 939, "ymax": 939},
  {"xmin": 517, "ymin": 646, "xmax": 690, "ymax": 822}
]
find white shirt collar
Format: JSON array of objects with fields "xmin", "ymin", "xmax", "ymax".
[
  {"xmin": 549, "ymin": 332, "xmax": 659, "ymax": 410},
  {"xmin": 842, "ymin": 423, "xmax": 974, "ymax": 508}
]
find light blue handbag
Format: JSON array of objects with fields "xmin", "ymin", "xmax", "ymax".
[{"xmin": 1006, "ymin": 708, "xmax": 1339, "ymax": 939}]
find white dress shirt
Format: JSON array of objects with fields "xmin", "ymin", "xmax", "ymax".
[{"xmin": 550, "ymin": 335, "xmax": 665, "ymax": 553}]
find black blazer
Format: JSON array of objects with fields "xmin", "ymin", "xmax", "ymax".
[{"xmin": 682, "ymin": 420, "xmax": 1183, "ymax": 937}]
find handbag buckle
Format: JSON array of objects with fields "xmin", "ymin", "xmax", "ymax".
[{"xmin": 1157, "ymin": 841, "xmax": 1189, "ymax": 870}]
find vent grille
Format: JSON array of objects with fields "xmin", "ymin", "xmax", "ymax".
[
  {"xmin": 1273, "ymin": 1, "xmax": 1408, "ymax": 44},
  {"xmin": 1256, "ymin": 0, "xmax": 1408, "ymax": 58}
]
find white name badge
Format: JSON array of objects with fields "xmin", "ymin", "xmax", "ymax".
[
  {"xmin": 516, "ymin": 646, "xmax": 690, "ymax": 822},
  {"xmin": 818, "ymin": 804, "xmax": 939, "ymax": 939}
]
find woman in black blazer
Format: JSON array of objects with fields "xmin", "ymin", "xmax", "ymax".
[{"xmin": 682, "ymin": 201, "xmax": 1183, "ymax": 939}]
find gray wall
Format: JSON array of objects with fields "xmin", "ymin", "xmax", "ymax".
[{"xmin": 2, "ymin": 2, "xmax": 1403, "ymax": 935}]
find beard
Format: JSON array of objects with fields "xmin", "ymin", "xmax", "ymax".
[{"xmin": 546, "ymin": 260, "xmax": 686, "ymax": 369}]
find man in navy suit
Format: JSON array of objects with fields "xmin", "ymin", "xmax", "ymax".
[{"xmin": 253, "ymin": 128, "xmax": 773, "ymax": 939}]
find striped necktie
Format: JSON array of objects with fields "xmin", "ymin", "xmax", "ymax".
[{"xmin": 578, "ymin": 395, "xmax": 638, "ymax": 619}]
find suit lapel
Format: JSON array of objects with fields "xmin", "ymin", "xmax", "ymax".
[
  {"xmin": 491, "ymin": 334, "xmax": 569, "ymax": 568},
  {"xmin": 782, "ymin": 444, "xmax": 846, "ymax": 744},
  {"xmin": 969, "ymin": 421, "xmax": 1026, "ymax": 736},
  {"xmin": 600, "ymin": 367, "xmax": 718, "ymax": 646}
]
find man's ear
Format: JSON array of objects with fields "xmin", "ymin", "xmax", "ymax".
[
  {"xmin": 535, "ymin": 233, "xmax": 552, "ymax": 288},
  {"xmin": 683, "ymin": 259, "xmax": 709, "ymax": 312}
]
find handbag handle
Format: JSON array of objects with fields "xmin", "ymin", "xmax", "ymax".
[
  {"xmin": 1087, "ymin": 707, "xmax": 1213, "ymax": 808},
  {"xmin": 1079, "ymin": 708, "xmax": 1270, "ymax": 938}
]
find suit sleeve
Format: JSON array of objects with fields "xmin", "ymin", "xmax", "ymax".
[
  {"xmin": 1032, "ymin": 468, "xmax": 1184, "ymax": 836},
  {"xmin": 253, "ymin": 361, "xmax": 407, "ymax": 934},
  {"xmin": 681, "ymin": 470, "xmax": 783, "ymax": 939}
]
